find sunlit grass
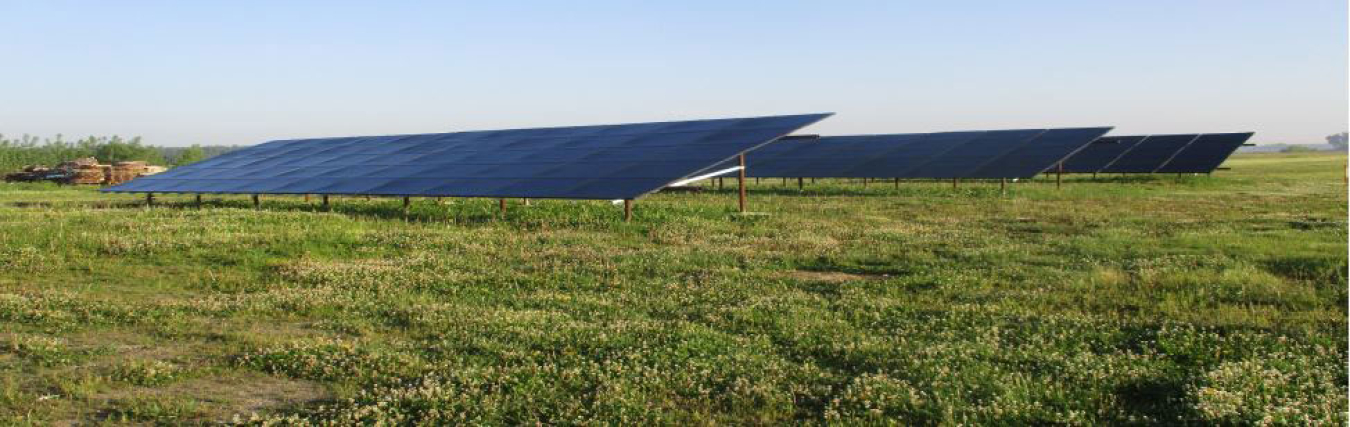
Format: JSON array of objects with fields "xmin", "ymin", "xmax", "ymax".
[{"xmin": 0, "ymin": 152, "xmax": 1344, "ymax": 424}]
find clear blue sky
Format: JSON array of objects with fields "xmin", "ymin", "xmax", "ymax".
[{"xmin": 1, "ymin": 1, "xmax": 1345, "ymax": 146}]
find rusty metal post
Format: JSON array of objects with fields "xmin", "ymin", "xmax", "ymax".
[
  {"xmin": 499, "ymin": 198, "xmax": 507, "ymax": 216},
  {"xmin": 798, "ymin": 177, "xmax": 803, "ymax": 190},
  {"xmin": 623, "ymin": 199, "xmax": 633, "ymax": 221},
  {"xmin": 304, "ymin": 194, "xmax": 310, "ymax": 203},
  {"xmin": 403, "ymin": 196, "xmax": 410, "ymax": 215},
  {"xmin": 738, "ymin": 154, "xmax": 747, "ymax": 213},
  {"xmin": 952, "ymin": 178, "xmax": 958, "ymax": 189},
  {"xmin": 1057, "ymin": 162, "xmax": 1063, "ymax": 189},
  {"xmin": 252, "ymin": 194, "xmax": 260, "ymax": 209},
  {"xmin": 321, "ymin": 194, "xmax": 330, "ymax": 209},
  {"xmin": 894, "ymin": 178, "xmax": 899, "ymax": 189}
]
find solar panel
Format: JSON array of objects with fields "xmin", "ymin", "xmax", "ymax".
[
  {"xmin": 718, "ymin": 127, "xmax": 1112, "ymax": 179},
  {"xmin": 1059, "ymin": 136, "xmax": 1147, "ymax": 173},
  {"xmin": 1100, "ymin": 134, "xmax": 1200, "ymax": 173},
  {"xmin": 855, "ymin": 131, "xmax": 982, "ymax": 178},
  {"xmin": 967, "ymin": 127, "xmax": 1114, "ymax": 178},
  {"xmin": 901, "ymin": 130, "xmax": 1045, "ymax": 178},
  {"xmin": 105, "ymin": 114, "xmax": 832, "ymax": 200},
  {"xmin": 1154, "ymin": 132, "xmax": 1255, "ymax": 173},
  {"xmin": 735, "ymin": 134, "xmax": 932, "ymax": 178}
]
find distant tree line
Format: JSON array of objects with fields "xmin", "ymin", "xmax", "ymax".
[
  {"xmin": 0, "ymin": 134, "xmax": 239, "ymax": 172},
  {"xmin": 1327, "ymin": 132, "xmax": 1348, "ymax": 151}
]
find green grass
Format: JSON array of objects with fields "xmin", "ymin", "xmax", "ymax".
[{"xmin": 0, "ymin": 152, "xmax": 1345, "ymax": 425}]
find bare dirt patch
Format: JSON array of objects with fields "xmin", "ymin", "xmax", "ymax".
[
  {"xmin": 88, "ymin": 371, "xmax": 328, "ymax": 423},
  {"xmin": 782, "ymin": 270, "xmax": 882, "ymax": 283}
]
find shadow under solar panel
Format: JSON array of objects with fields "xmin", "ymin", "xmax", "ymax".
[
  {"xmin": 1153, "ymin": 132, "xmax": 1255, "ymax": 173},
  {"xmin": 105, "ymin": 114, "xmax": 833, "ymax": 200}
]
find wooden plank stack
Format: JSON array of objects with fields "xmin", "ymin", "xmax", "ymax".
[
  {"xmin": 69, "ymin": 165, "xmax": 106, "ymax": 184},
  {"xmin": 108, "ymin": 161, "xmax": 149, "ymax": 185},
  {"xmin": 5, "ymin": 158, "xmax": 166, "ymax": 185},
  {"xmin": 3, "ymin": 166, "xmax": 52, "ymax": 182}
]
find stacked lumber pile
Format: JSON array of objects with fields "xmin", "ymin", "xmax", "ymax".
[
  {"xmin": 49, "ymin": 158, "xmax": 102, "ymax": 185},
  {"xmin": 55, "ymin": 157, "xmax": 100, "ymax": 171},
  {"xmin": 68, "ymin": 165, "xmax": 106, "ymax": 184},
  {"xmin": 108, "ymin": 161, "xmax": 148, "ymax": 185},
  {"xmin": 4, "ymin": 164, "xmax": 47, "ymax": 182},
  {"xmin": 3, "ymin": 166, "xmax": 52, "ymax": 182},
  {"xmin": 5, "ymin": 158, "xmax": 167, "ymax": 185}
]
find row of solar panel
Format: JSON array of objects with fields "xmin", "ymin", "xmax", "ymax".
[
  {"xmin": 105, "ymin": 113, "xmax": 1251, "ymax": 201},
  {"xmin": 728, "ymin": 131, "xmax": 1253, "ymax": 179},
  {"xmin": 108, "ymin": 114, "xmax": 834, "ymax": 200},
  {"xmin": 1060, "ymin": 133, "xmax": 1254, "ymax": 174},
  {"xmin": 714, "ymin": 127, "xmax": 1114, "ymax": 179}
]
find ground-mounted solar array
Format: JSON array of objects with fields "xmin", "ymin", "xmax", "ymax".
[
  {"xmin": 714, "ymin": 127, "xmax": 1112, "ymax": 179},
  {"xmin": 1154, "ymin": 132, "xmax": 1256, "ymax": 173},
  {"xmin": 1059, "ymin": 136, "xmax": 1148, "ymax": 173},
  {"xmin": 1099, "ymin": 134, "xmax": 1200, "ymax": 173},
  {"xmin": 103, "ymin": 114, "xmax": 832, "ymax": 200},
  {"xmin": 1061, "ymin": 133, "xmax": 1255, "ymax": 174}
]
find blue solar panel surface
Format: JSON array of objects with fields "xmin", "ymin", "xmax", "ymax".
[
  {"xmin": 104, "ymin": 114, "xmax": 832, "ymax": 199},
  {"xmin": 967, "ymin": 127, "xmax": 1112, "ymax": 178},
  {"xmin": 1060, "ymin": 136, "xmax": 1147, "ymax": 173},
  {"xmin": 722, "ymin": 127, "xmax": 1112, "ymax": 179},
  {"xmin": 869, "ymin": 131, "xmax": 982, "ymax": 177},
  {"xmin": 732, "ymin": 134, "xmax": 931, "ymax": 178},
  {"xmin": 1154, "ymin": 133, "xmax": 1255, "ymax": 173},
  {"xmin": 902, "ymin": 130, "xmax": 1046, "ymax": 178},
  {"xmin": 1100, "ymin": 134, "xmax": 1200, "ymax": 173}
]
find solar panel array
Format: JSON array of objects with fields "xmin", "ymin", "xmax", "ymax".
[
  {"xmin": 1154, "ymin": 133, "xmax": 1255, "ymax": 173},
  {"xmin": 716, "ymin": 127, "xmax": 1112, "ymax": 179},
  {"xmin": 1099, "ymin": 134, "xmax": 1200, "ymax": 173},
  {"xmin": 104, "ymin": 114, "xmax": 832, "ymax": 200},
  {"xmin": 1059, "ymin": 136, "xmax": 1147, "ymax": 173},
  {"xmin": 1061, "ymin": 133, "xmax": 1254, "ymax": 174}
]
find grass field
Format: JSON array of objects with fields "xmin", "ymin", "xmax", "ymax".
[{"xmin": 0, "ymin": 152, "xmax": 1345, "ymax": 425}]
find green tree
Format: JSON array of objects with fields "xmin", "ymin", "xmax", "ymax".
[
  {"xmin": 93, "ymin": 136, "xmax": 164, "ymax": 165},
  {"xmin": 175, "ymin": 145, "xmax": 207, "ymax": 166},
  {"xmin": 1327, "ymin": 132, "xmax": 1348, "ymax": 151}
]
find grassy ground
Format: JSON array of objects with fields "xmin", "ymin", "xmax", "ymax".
[{"xmin": 0, "ymin": 152, "xmax": 1344, "ymax": 425}]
